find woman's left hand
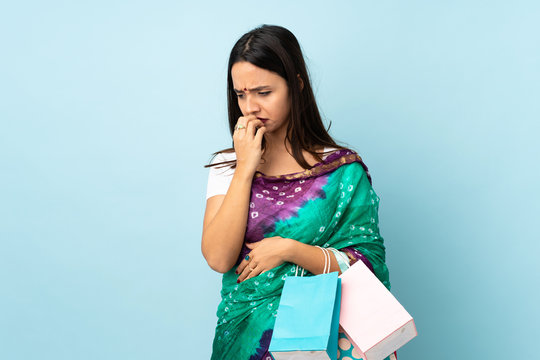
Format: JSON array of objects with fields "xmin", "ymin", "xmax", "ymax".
[{"xmin": 236, "ymin": 236, "xmax": 295, "ymax": 282}]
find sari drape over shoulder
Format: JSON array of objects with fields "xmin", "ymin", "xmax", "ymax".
[{"xmin": 210, "ymin": 149, "xmax": 390, "ymax": 360}]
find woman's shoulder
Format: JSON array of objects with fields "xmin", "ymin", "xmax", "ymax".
[
  {"xmin": 320, "ymin": 147, "xmax": 372, "ymax": 183},
  {"xmin": 319, "ymin": 146, "xmax": 360, "ymax": 160},
  {"xmin": 207, "ymin": 150, "xmax": 236, "ymax": 181},
  {"xmin": 318, "ymin": 146, "xmax": 350, "ymax": 161},
  {"xmin": 211, "ymin": 150, "xmax": 236, "ymax": 164},
  {"xmin": 340, "ymin": 151, "xmax": 372, "ymax": 184}
]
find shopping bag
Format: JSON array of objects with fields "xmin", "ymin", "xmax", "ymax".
[
  {"xmin": 337, "ymin": 330, "xmax": 397, "ymax": 360},
  {"xmin": 269, "ymin": 271, "xmax": 342, "ymax": 360},
  {"xmin": 338, "ymin": 260, "xmax": 417, "ymax": 360}
]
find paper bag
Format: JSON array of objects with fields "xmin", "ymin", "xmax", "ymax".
[
  {"xmin": 338, "ymin": 261, "xmax": 417, "ymax": 360},
  {"xmin": 269, "ymin": 272, "xmax": 342, "ymax": 360}
]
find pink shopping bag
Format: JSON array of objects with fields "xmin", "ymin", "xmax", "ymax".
[{"xmin": 338, "ymin": 261, "xmax": 417, "ymax": 360}]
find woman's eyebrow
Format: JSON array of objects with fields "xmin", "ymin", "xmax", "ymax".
[{"xmin": 233, "ymin": 85, "xmax": 272, "ymax": 93}]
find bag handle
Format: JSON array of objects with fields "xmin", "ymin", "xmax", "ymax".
[
  {"xmin": 327, "ymin": 247, "xmax": 351, "ymax": 271},
  {"xmin": 295, "ymin": 246, "xmax": 331, "ymax": 276}
]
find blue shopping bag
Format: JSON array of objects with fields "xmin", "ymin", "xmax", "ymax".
[{"xmin": 269, "ymin": 271, "xmax": 342, "ymax": 360}]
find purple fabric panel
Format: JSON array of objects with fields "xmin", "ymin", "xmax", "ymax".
[
  {"xmin": 248, "ymin": 329, "xmax": 274, "ymax": 360},
  {"xmin": 341, "ymin": 246, "xmax": 375, "ymax": 274}
]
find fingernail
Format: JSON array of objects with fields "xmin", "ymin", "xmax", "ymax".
[{"xmin": 237, "ymin": 280, "xmax": 240, "ymax": 283}]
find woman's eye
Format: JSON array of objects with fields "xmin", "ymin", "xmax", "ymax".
[{"xmin": 236, "ymin": 91, "xmax": 270, "ymax": 98}]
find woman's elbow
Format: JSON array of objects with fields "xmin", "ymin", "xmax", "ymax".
[
  {"xmin": 201, "ymin": 249, "xmax": 233, "ymax": 274},
  {"xmin": 207, "ymin": 259, "xmax": 231, "ymax": 273},
  {"xmin": 200, "ymin": 234, "xmax": 236, "ymax": 273}
]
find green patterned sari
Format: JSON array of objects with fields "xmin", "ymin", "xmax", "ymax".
[{"xmin": 210, "ymin": 149, "xmax": 390, "ymax": 360}]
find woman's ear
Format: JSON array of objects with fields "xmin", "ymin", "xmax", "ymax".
[{"xmin": 297, "ymin": 74, "xmax": 304, "ymax": 91}]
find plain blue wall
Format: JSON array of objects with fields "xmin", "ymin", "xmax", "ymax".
[{"xmin": 1, "ymin": 1, "xmax": 539, "ymax": 359}]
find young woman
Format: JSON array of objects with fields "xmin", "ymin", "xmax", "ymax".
[{"xmin": 202, "ymin": 24, "xmax": 395, "ymax": 360}]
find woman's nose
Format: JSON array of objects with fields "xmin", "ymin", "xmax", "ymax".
[{"xmin": 245, "ymin": 95, "xmax": 260, "ymax": 113}]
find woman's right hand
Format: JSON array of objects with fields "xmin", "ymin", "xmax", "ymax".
[{"xmin": 233, "ymin": 114, "xmax": 267, "ymax": 175}]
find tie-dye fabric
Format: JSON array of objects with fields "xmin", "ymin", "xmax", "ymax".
[{"xmin": 210, "ymin": 149, "xmax": 391, "ymax": 360}]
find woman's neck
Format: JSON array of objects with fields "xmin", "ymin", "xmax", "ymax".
[{"xmin": 262, "ymin": 126, "xmax": 289, "ymax": 156}]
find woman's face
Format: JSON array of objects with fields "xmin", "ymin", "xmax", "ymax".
[{"xmin": 231, "ymin": 61, "xmax": 291, "ymax": 134}]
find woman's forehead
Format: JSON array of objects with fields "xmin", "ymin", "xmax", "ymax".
[{"xmin": 231, "ymin": 61, "xmax": 283, "ymax": 89}]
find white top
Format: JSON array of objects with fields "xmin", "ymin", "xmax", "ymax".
[
  {"xmin": 205, "ymin": 151, "xmax": 237, "ymax": 200},
  {"xmin": 205, "ymin": 147, "xmax": 338, "ymax": 200}
]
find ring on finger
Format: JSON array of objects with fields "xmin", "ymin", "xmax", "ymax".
[{"xmin": 235, "ymin": 124, "xmax": 247, "ymax": 131}]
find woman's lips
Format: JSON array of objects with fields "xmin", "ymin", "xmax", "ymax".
[{"xmin": 257, "ymin": 117, "xmax": 268, "ymax": 122}]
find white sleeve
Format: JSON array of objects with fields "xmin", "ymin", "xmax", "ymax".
[{"xmin": 206, "ymin": 152, "xmax": 236, "ymax": 200}]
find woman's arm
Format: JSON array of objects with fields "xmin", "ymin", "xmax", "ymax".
[
  {"xmin": 286, "ymin": 244, "xmax": 373, "ymax": 277},
  {"xmin": 235, "ymin": 237, "xmax": 344, "ymax": 282},
  {"xmin": 286, "ymin": 241, "xmax": 342, "ymax": 275},
  {"xmin": 201, "ymin": 115, "xmax": 266, "ymax": 273},
  {"xmin": 202, "ymin": 168, "xmax": 255, "ymax": 273}
]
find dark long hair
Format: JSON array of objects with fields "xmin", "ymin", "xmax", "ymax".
[{"xmin": 206, "ymin": 24, "xmax": 345, "ymax": 170}]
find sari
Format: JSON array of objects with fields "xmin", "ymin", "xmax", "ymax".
[{"xmin": 210, "ymin": 149, "xmax": 392, "ymax": 360}]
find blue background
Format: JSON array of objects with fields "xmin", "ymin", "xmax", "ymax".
[{"xmin": 1, "ymin": 1, "xmax": 539, "ymax": 359}]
